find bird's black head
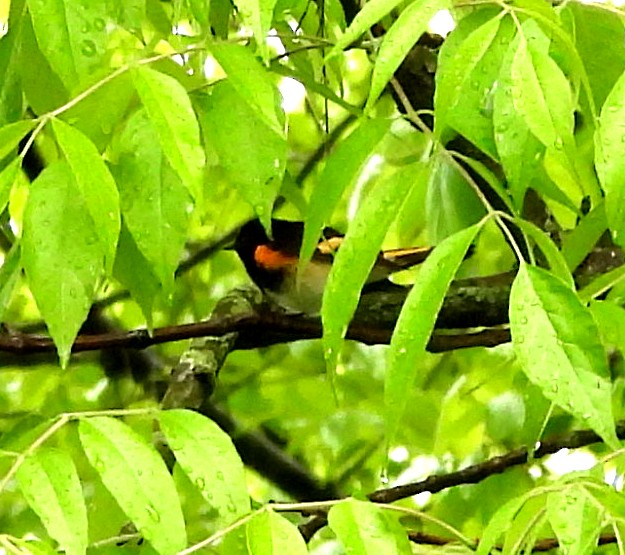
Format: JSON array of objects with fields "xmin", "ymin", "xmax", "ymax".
[
  {"xmin": 232, "ymin": 219, "xmax": 268, "ymax": 263},
  {"xmin": 232, "ymin": 218, "xmax": 304, "ymax": 289},
  {"xmin": 233, "ymin": 219, "xmax": 304, "ymax": 256}
]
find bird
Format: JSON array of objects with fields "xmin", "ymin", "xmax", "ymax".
[{"xmin": 232, "ymin": 218, "xmax": 434, "ymax": 314}]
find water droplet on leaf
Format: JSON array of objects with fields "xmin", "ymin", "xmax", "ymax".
[
  {"xmin": 379, "ymin": 467, "xmax": 389, "ymax": 485},
  {"xmin": 146, "ymin": 504, "xmax": 161, "ymax": 523},
  {"xmin": 81, "ymin": 40, "xmax": 97, "ymax": 57},
  {"xmin": 93, "ymin": 457, "xmax": 106, "ymax": 472}
]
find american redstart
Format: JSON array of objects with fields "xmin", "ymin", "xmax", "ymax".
[{"xmin": 232, "ymin": 218, "xmax": 434, "ymax": 314}]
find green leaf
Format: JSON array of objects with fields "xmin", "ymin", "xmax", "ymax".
[
  {"xmin": 0, "ymin": 157, "xmax": 21, "ymax": 216},
  {"xmin": 546, "ymin": 486, "xmax": 602, "ymax": 555},
  {"xmin": 112, "ymin": 0, "xmax": 146, "ymax": 32},
  {"xmin": 365, "ymin": 0, "xmax": 447, "ymax": 112},
  {"xmin": 478, "ymin": 491, "xmax": 547, "ymax": 555},
  {"xmin": 511, "ymin": 31, "xmax": 578, "ymax": 204},
  {"xmin": 196, "ymin": 81, "xmax": 286, "ymax": 231},
  {"xmin": 232, "ymin": 0, "xmax": 277, "ymax": 61},
  {"xmin": 579, "ymin": 264, "xmax": 625, "ymax": 304},
  {"xmin": 301, "ymin": 117, "xmax": 391, "ymax": 269},
  {"xmin": 62, "ymin": 71, "xmax": 135, "ymax": 152},
  {"xmin": 518, "ymin": 378, "xmax": 552, "ymax": 448},
  {"xmin": 561, "ymin": 202, "xmax": 607, "ymax": 271},
  {"xmin": 0, "ymin": 243, "xmax": 21, "ymax": 323},
  {"xmin": 146, "ymin": 0, "xmax": 173, "ymax": 35},
  {"xmin": 322, "ymin": 164, "xmax": 419, "ymax": 372},
  {"xmin": 16, "ymin": 448, "xmax": 88, "ymax": 555},
  {"xmin": 513, "ymin": 218, "xmax": 573, "ymax": 288},
  {"xmin": 325, "ymin": 0, "xmax": 347, "ymax": 31},
  {"xmin": 510, "ymin": 31, "xmax": 572, "ymax": 143},
  {"xmin": 425, "ymin": 154, "xmax": 486, "ymax": 243},
  {"xmin": 0, "ymin": 120, "xmax": 35, "ymax": 160},
  {"xmin": 328, "ymin": 0, "xmax": 405, "ymax": 57},
  {"xmin": 131, "ymin": 66, "xmax": 205, "ymax": 201},
  {"xmin": 457, "ymin": 155, "xmax": 514, "ymax": 214},
  {"xmin": 0, "ymin": 416, "xmax": 49, "ymax": 453},
  {"xmin": 0, "ymin": 0, "xmax": 26, "ymax": 125},
  {"xmin": 27, "ymin": 0, "xmax": 109, "ymax": 89},
  {"xmin": 493, "ymin": 27, "xmax": 545, "ymax": 208},
  {"xmin": 435, "ymin": 15, "xmax": 500, "ymax": 133},
  {"xmin": 509, "ymin": 263, "xmax": 619, "ymax": 449},
  {"xmin": 505, "ymin": 0, "xmax": 558, "ymax": 22},
  {"xmin": 328, "ymin": 499, "xmax": 412, "ymax": 555},
  {"xmin": 385, "ymin": 223, "xmax": 481, "ymax": 442},
  {"xmin": 210, "ymin": 43, "xmax": 284, "ymax": 137},
  {"xmin": 22, "ymin": 161, "xmax": 103, "ymax": 366},
  {"xmin": 595, "ymin": 68, "xmax": 625, "ymax": 248},
  {"xmin": 114, "ymin": 109, "xmax": 192, "ymax": 296},
  {"xmin": 11, "ymin": 539, "xmax": 57, "ymax": 555},
  {"xmin": 270, "ymin": 63, "xmax": 362, "ymax": 116},
  {"xmin": 18, "ymin": 12, "xmax": 69, "ymax": 115},
  {"xmin": 210, "ymin": 0, "xmax": 233, "ymax": 38},
  {"xmin": 586, "ymin": 481, "xmax": 625, "ymax": 520},
  {"xmin": 436, "ymin": 14, "xmax": 512, "ymax": 159},
  {"xmin": 189, "ymin": 0, "xmax": 210, "ymax": 27},
  {"xmin": 542, "ymin": 145, "xmax": 583, "ymax": 209},
  {"xmin": 52, "ymin": 118, "xmax": 120, "ymax": 272},
  {"xmin": 158, "ymin": 409, "xmax": 250, "ymax": 527},
  {"xmin": 79, "ymin": 416, "xmax": 187, "ymax": 555},
  {"xmin": 113, "ymin": 224, "xmax": 161, "ymax": 327},
  {"xmin": 511, "ymin": 45, "xmax": 568, "ymax": 143},
  {"xmin": 590, "ymin": 300, "xmax": 625, "ymax": 352},
  {"xmin": 246, "ymin": 510, "xmax": 308, "ymax": 555},
  {"xmin": 570, "ymin": 2, "xmax": 625, "ymax": 110},
  {"xmin": 501, "ymin": 494, "xmax": 547, "ymax": 554}
]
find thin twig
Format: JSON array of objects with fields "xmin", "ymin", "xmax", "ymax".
[{"xmin": 389, "ymin": 77, "xmax": 526, "ymax": 263}]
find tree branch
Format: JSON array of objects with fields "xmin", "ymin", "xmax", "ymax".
[
  {"xmin": 5, "ymin": 240, "xmax": 621, "ymax": 358},
  {"xmin": 2, "ymin": 273, "xmax": 513, "ymax": 357},
  {"xmin": 406, "ymin": 530, "xmax": 620, "ymax": 552},
  {"xmin": 298, "ymin": 421, "xmax": 625, "ymax": 541},
  {"xmin": 0, "ymin": 310, "xmax": 512, "ymax": 356}
]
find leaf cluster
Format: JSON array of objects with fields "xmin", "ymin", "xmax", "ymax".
[{"xmin": 2, "ymin": 0, "xmax": 625, "ymax": 553}]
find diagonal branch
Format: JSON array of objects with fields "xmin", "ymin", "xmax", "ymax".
[
  {"xmin": 298, "ymin": 421, "xmax": 625, "ymax": 541},
  {"xmin": 407, "ymin": 530, "xmax": 620, "ymax": 552}
]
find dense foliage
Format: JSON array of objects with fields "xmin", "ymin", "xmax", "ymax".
[{"xmin": 2, "ymin": 0, "xmax": 625, "ymax": 552}]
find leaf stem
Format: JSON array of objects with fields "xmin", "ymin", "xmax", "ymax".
[
  {"xmin": 176, "ymin": 508, "xmax": 264, "ymax": 554},
  {"xmin": 0, "ymin": 408, "xmax": 155, "ymax": 494},
  {"xmin": 389, "ymin": 77, "xmax": 527, "ymax": 263}
]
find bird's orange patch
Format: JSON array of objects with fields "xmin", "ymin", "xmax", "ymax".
[{"xmin": 254, "ymin": 245, "xmax": 298, "ymax": 269}]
